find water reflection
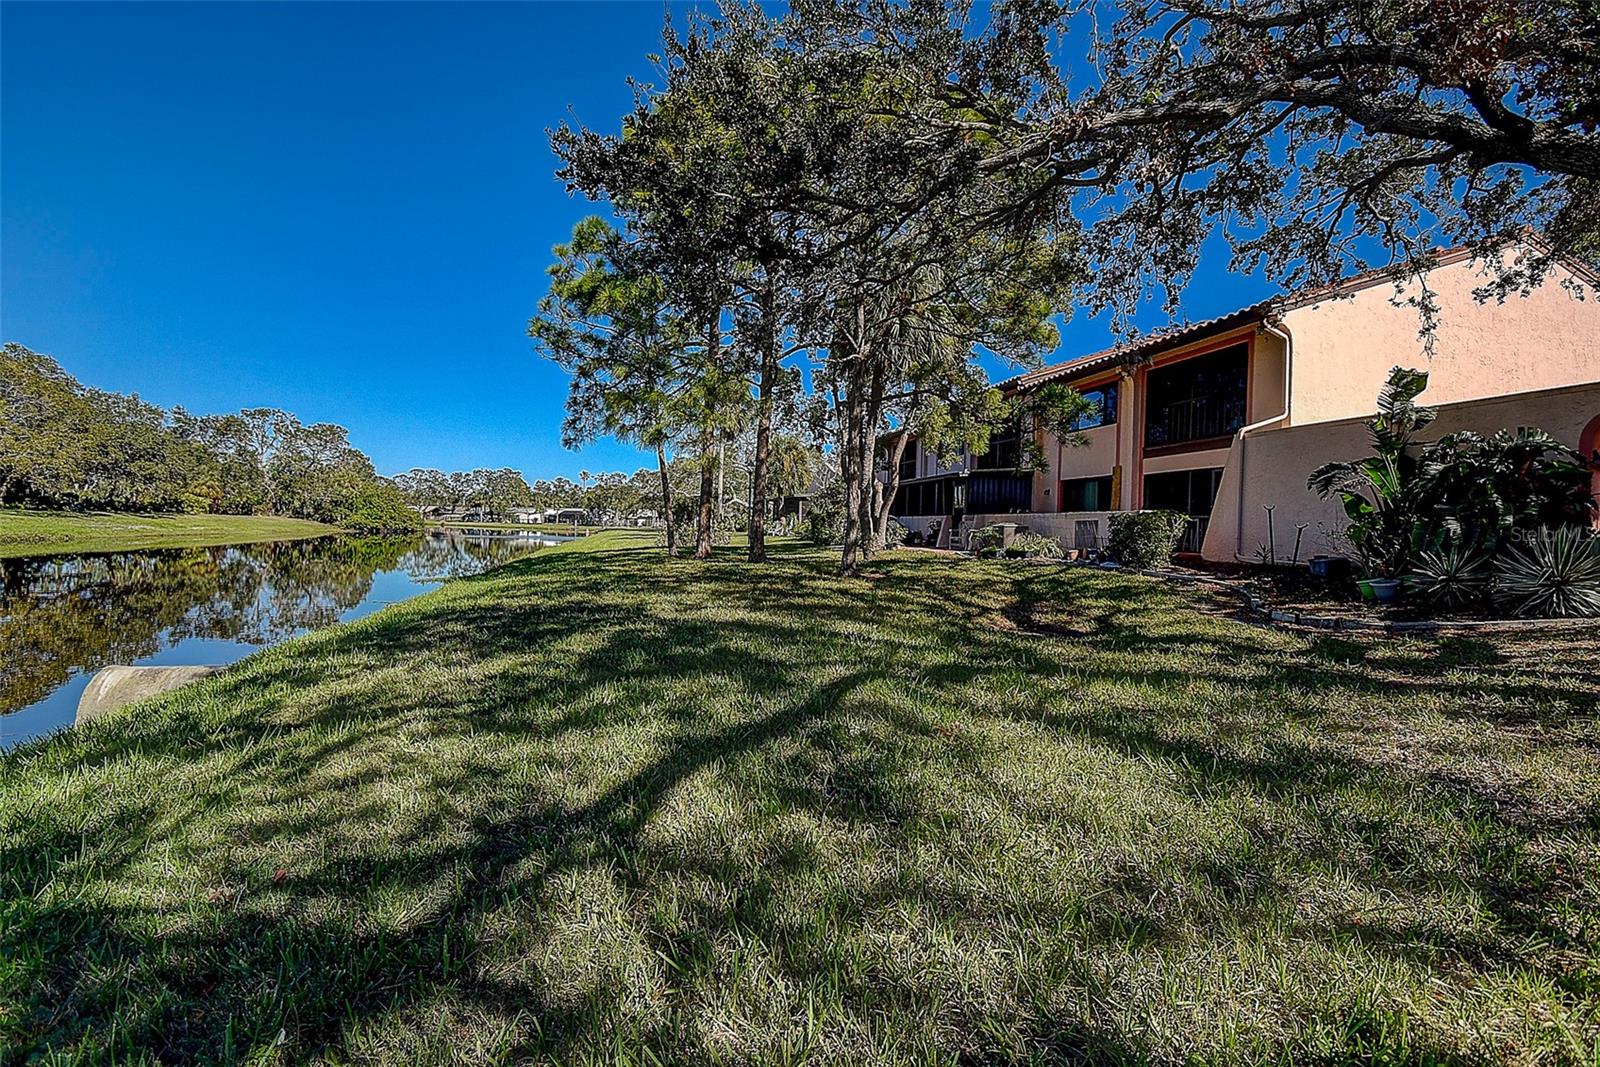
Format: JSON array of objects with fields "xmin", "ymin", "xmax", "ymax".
[{"xmin": 0, "ymin": 527, "xmax": 561, "ymax": 748}]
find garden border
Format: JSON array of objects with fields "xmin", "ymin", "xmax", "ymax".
[{"xmin": 1131, "ymin": 566, "xmax": 1598, "ymax": 634}]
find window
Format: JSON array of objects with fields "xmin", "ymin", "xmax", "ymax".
[
  {"xmin": 1059, "ymin": 475, "xmax": 1113, "ymax": 512},
  {"xmin": 896, "ymin": 440, "xmax": 918, "ymax": 481},
  {"xmin": 972, "ymin": 420, "xmax": 1023, "ymax": 470},
  {"xmin": 1142, "ymin": 467, "xmax": 1224, "ymax": 553},
  {"xmin": 968, "ymin": 472, "xmax": 1030, "ymax": 513},
  {"xmin": 1144, "ymin": 345, "xmax": 1248, "ymax": 451},
  {"xmin": 1067, "ymin": 383, "xmax": 1119, "ymax": 431}
]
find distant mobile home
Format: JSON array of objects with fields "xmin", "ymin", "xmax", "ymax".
[{"xmin": 881, "ymin": 246, "xmax": 1600, "ymax": 561}]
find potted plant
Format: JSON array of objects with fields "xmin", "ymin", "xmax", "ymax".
[{"xmin": 1368, "ymin": 576, "xmax": 1402, "ymax": 603}]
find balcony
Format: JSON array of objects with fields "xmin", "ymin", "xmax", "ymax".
[
  {"xmin": 1143, "ymin": 394, "xmax": 1247, "ymax": 453},
  {"xmin": 1142, "ymin": 343, "xmax": 1249, "ymax": 455}
]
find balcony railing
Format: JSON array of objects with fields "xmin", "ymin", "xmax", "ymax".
[{"xmin": 1144, "ymin": 395, "xmax": 1245, "ymax": 450}]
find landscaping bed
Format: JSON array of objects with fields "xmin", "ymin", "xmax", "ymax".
[{"xmin": 1174, "ymin": 559, "xmax": 1486, "ymax": 624}]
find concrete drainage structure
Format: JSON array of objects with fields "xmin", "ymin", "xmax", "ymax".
[{"xmin": 76, "ymin": 665, "xmax": 223, "ymax": 726}]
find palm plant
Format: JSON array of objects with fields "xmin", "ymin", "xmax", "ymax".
[
  {"xmin": 1309, "ymin": 367, "xmax": 1435, "ymax": 579},
  {"xmin": 1419, "ymin": 427, "xmax": 1595, "ymax": 544}
]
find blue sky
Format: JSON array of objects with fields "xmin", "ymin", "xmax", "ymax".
[{"xmin": 2, "ymin": 2, "xmax": 1275, "ymax": 480}]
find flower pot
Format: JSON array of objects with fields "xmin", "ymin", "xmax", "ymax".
[
  {"xmin": 1356, "ymin": 579, "xmax": 1376, "ymax": 601},
  {"xmin": 1369, "ymin": 578, "xmax": 1401, "ymax": 603},
  {"xmin": 1308, "ymin": 555, "xmax": 1350, "ymax": 581}
]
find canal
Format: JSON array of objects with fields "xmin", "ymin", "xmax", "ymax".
[{"xmin": 0, "ymin": 527, "xmax": 563, "ymax": 748}]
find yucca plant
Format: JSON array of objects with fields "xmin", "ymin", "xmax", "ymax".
[
  {"xmin": 1493, "ymin": 527, "xmax": 1600, "ymax": 618},
  {"xmin": 1406, "ymin": 537, "xmax": 1492, "ymax": 609}
]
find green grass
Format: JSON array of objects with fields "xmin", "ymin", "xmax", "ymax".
[
  {"xmin": 4, "ymin": 532, "xmax": 1598, "ymax": 1064},
  {"xmin": 0, "ymin": 509, "xmax": 337, "ymax": 558},
  {"xmin": 437, "ymin": 522, "xmax": 610, "ymax": 536}
]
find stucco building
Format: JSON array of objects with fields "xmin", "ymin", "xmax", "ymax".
[{"xmin": 882, "ymin": 247, "xmax": 1600, "ymax": 562}]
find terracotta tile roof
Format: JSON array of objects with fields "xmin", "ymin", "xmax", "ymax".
[{"xmin": 996, "ymin": 301, "xmax": 1272, "ymax": 393}]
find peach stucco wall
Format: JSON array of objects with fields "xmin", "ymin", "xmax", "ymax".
[
  {"xmin": 1281, "ymin": 255, "xmax": 1600, "ymax": 426},
  {"xmin": 1201, "ymin": 381, "xmax": 1600, "ymax": 562},
  {"xmin": 1033, "ymin": 422, "xmax": 1118, "ymax": 510},
  {"xmin": 1026, "ymin": 327, "xmax": 1293, "ymax": 512}
]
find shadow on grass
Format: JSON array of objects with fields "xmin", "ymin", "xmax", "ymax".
[{"xmin": 2, "ymin": 543, "xmax": 1594, "ymax": 1063}]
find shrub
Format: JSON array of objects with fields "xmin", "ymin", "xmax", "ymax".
[
  {"xmin": 1311, "ymin": 367, "xmax": 1593, "ymax": 578},
  {"xmin": 802, "ymin": 477, "xmax": 847, "ymax": 546},
  {"xmin": 338, "ymin": 484, "xmax": 422, "ymax": 533},
  {"xmin": 1106, "ymin": 511, "xmax": 1187, "ymax": 569},
  {"xmin": 1492, "ymin": 527, "xmax": 1600, "ymax": 618},
  {"xmin": 881, "ymin": 518, "xmax": 909, "ymax": 549},
  {"xmin": 1405, "ymin": 537, "xmax": 1491, "ymax": 609},
  {"xmin": 656, "ymin": 519, "xmax": 730, "ymax": 552},
  {"xmin": 970, "ymin": 525, "xmax": 1005, "ymax": 557},
  {"xmin": 1006, "ymin": 532, "xmax": 1064, "ymax": 560}
]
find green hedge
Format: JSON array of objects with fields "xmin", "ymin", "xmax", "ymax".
[{"xmin": 1106, "ymin": 510, "xmax": 1188, "ymax": 569}]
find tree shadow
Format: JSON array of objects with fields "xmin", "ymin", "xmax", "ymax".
[{"xmin": 4, "ymin": 543, "xmax": 1596, "ymax": 1063}]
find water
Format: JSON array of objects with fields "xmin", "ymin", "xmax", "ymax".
[{"xmin": 0, "ymin": 527, "xmax": 565, "ymax": 749}]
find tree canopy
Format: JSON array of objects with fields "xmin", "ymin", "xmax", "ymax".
[{"xmin": 1, "ymin": 343, "xmax": 417, "ymax": 532}]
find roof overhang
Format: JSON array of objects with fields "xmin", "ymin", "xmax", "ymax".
[{"xmin": 999, "ymin": 303, "xmax": 1272, "ymax": 395}]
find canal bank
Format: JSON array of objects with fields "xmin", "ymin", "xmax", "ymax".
[
  {"xmin": 0, "ymin": 526, "xmax": 568, "ymax": 748},
  {"xmin": 0, "ymin": 509, "xmax": 339, "ymax": 559}
]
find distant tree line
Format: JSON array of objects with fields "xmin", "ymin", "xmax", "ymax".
[
  {"xmin": 0, "ymin": 343, "xmax": 418, "ymax": 533},
  {"xmin": 394, "ymin": 432, "xmax": 825, "ymax": 530},
  {"xmin": 391, "ymin": 468, "xmax": 536, "ymax": 519}
]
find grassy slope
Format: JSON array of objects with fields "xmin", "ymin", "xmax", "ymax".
[
  {"xmin": 0, "ymin": 509, "xmax": 336, "ymax": 558},
  {"xmin": 3, "ymin": 531, "xmax": 1598, "ymax": 1064},
  {"xmin": 436, "ymin": 522, "xmax": 607, "ymax": 534}
]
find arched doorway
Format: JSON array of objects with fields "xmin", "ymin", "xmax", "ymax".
[{"xmin": 1580, "ymin": 414, "xmax": 1600, "ymax": 530}]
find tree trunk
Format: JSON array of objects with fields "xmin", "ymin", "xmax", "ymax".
[
  {"xmin": 696, "ymin": 311, "xmax": 720, "ymax": 560},
  {"xmin": 748, "ymin": 283, "xmax": 778, "ymax": 563},
  {"xmin": 839, "ymin": 356, "xmax": 866, "ymax": 574},
  {"xmin": 656, "ymin": 440, "xmax": 675, "ymax": 557},
  {"xmin": 717, "ymin": 434, "xmax": 726, "ymax": 526},
  {"xmin": 873, "ymin": 429, "xmax": 909, "ymax": 550},
  {"xmin": 858, "ymin": 360, "xmax": 884, "ymax": 557},
  {"xmin": 695, "ymin": 426, "xmax": 716, "ymax": 560}
]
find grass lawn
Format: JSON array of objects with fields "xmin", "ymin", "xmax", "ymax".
[
  {"xmin": 438, "ymin": 522, "xmax": 610, "ymax": 536},
  {"xmin": 3, "ymin": 531, "xmax": 1597, "ymax": 1063},
  {"xmin": 0, "ymin": 509, "xmax": 337, "ymax": 558}
]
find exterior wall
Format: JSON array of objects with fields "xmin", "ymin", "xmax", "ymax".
[
  {"xmin": 894, "ymin": 510, "xmax": 1112, "ymax": 551},
  {"xmin": 1126, "ymin": 326, "xmax": 1266, "ymax": 508},
  {"xmin": 895, "ymin": 514, "xmax": 943, "ymax": 542},
  {"xmin": 1034, "ymin": 422, "xmax": 1118, "ymax": 510},
  {"xmin": 885, "ymin": 254, "xmax": 1598, "ymax": 554},
  {"xmin": 1281, "ymin": 255, "xmax": 1600, "ymax": 426},
  {"xmin": 1141, "ymin": 445, "xmax": 1231, "ymax": 476},
  {"xmin": 1250, "ymin": 329, "xmax": 1290, "ymax": 426},
  {"xmin": 964, "ymin": 511, "xmax": 1112, "ymax": 552},
  {"xmin": 1201, "ymin": 381, "xmax": 1600, "ymax": 562},
  {"xmin": 1026, "ymin": 327, "xmax": 1288, "ymax": 513}
]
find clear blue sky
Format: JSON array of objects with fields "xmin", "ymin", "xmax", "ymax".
[{"xmin": 1, "ymin": 1, "xmax": 1274, "ymax": 480}]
